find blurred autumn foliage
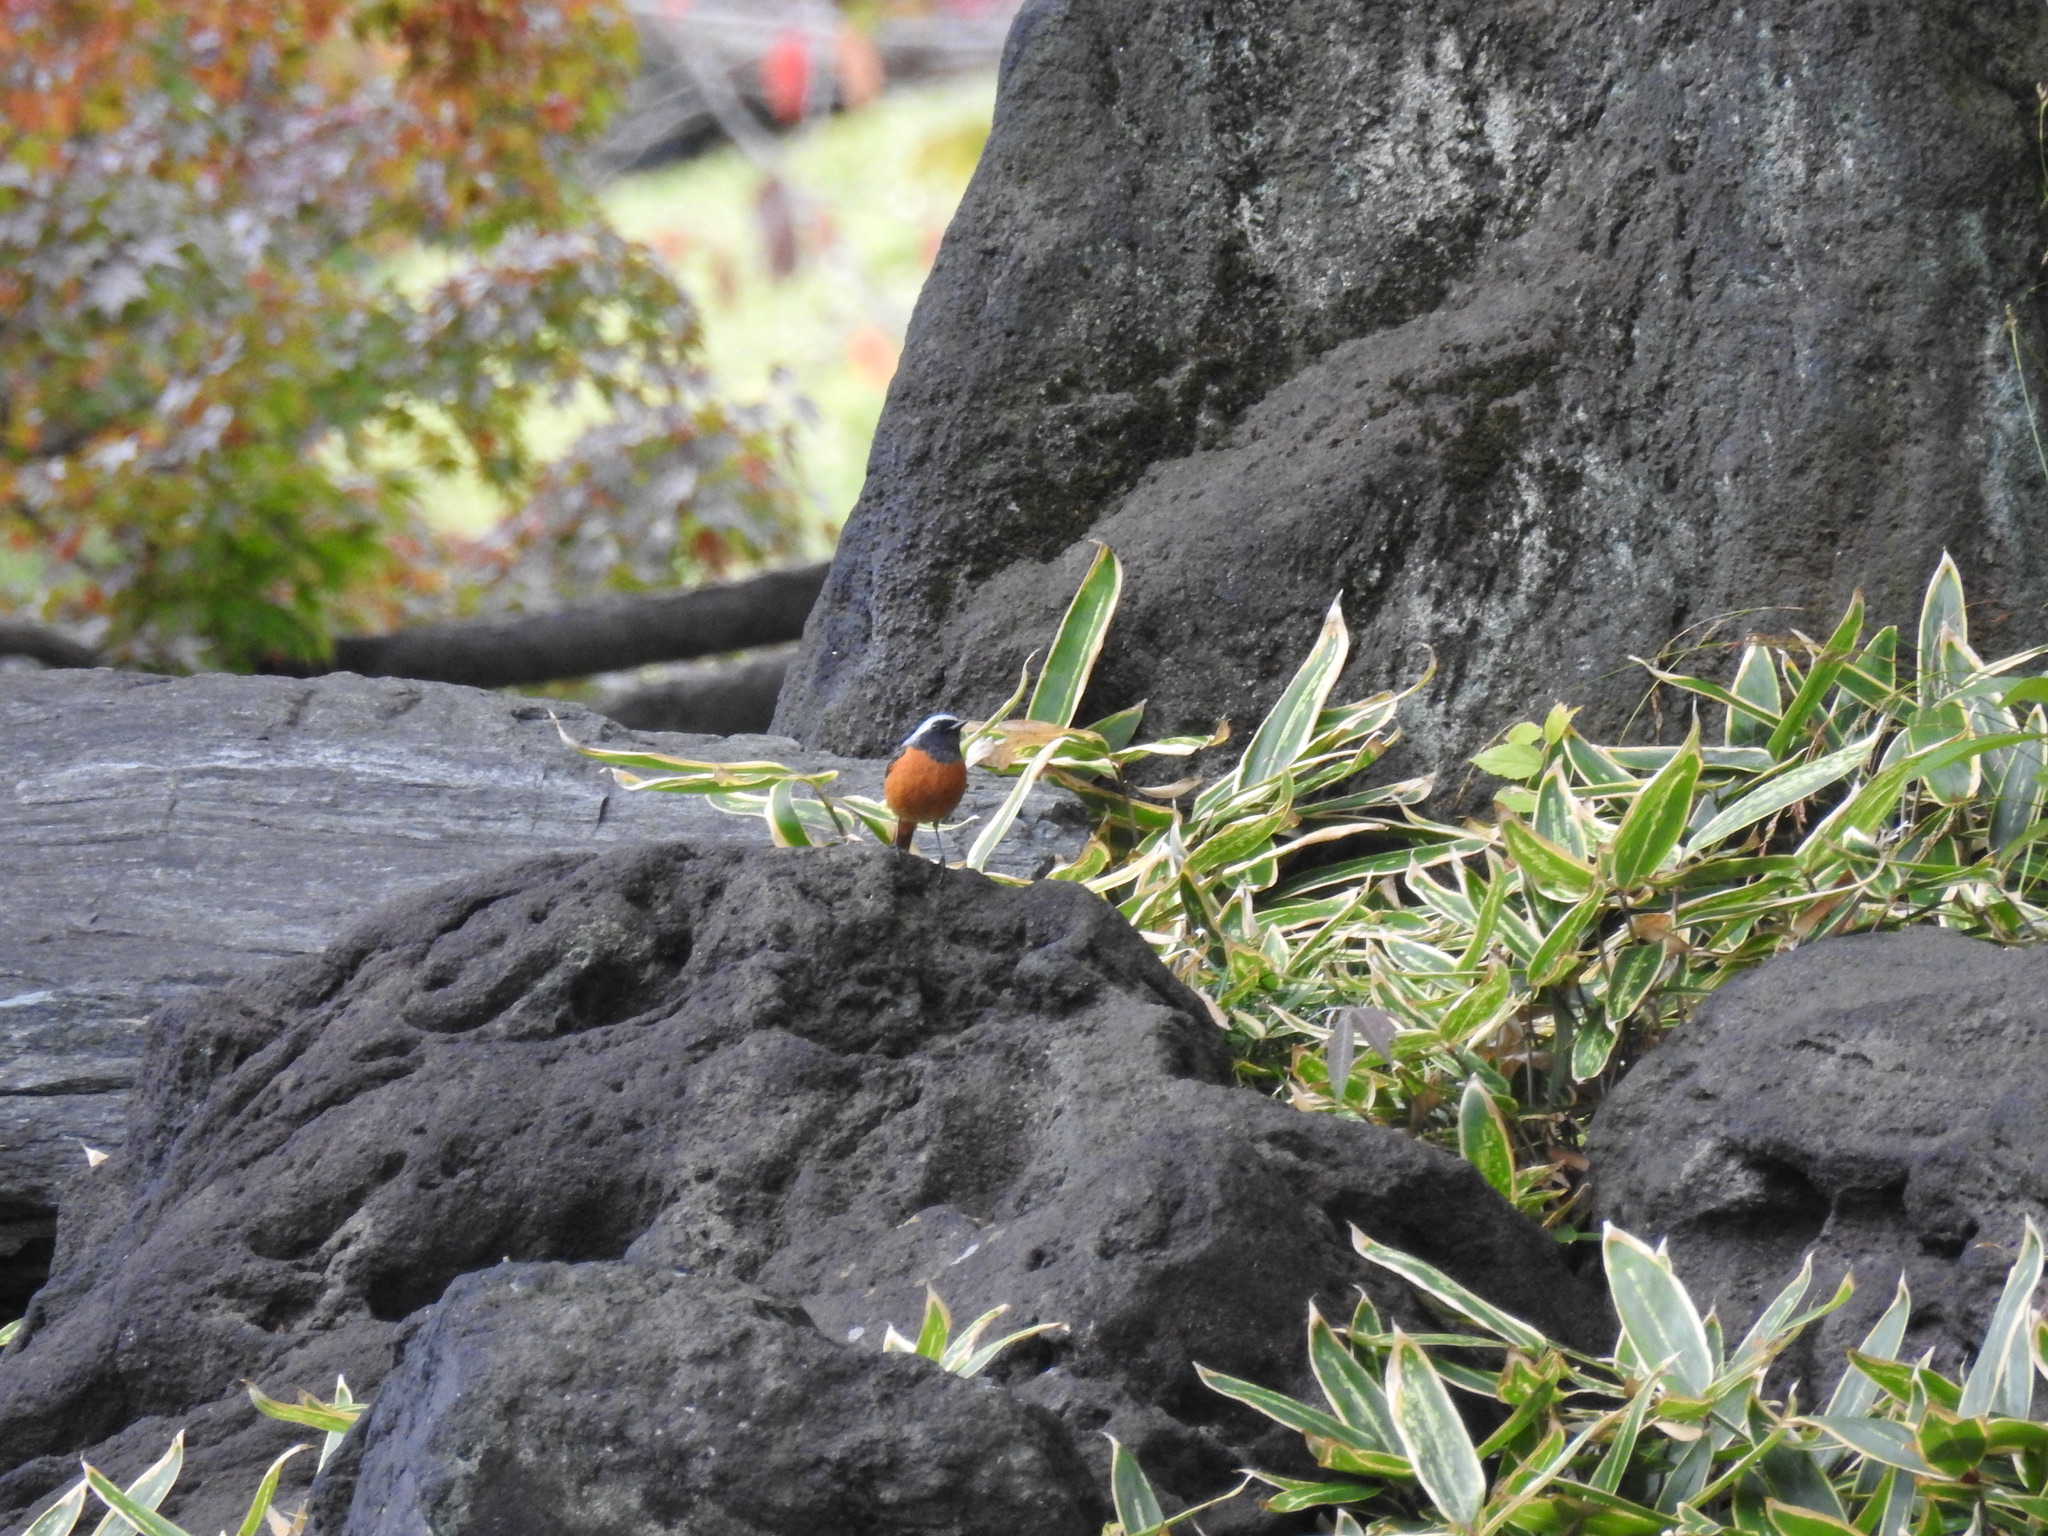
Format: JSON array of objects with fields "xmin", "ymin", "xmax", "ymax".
[{"xmin": 0, "ymin": 0, "xmax": 807, "ymax": 671}]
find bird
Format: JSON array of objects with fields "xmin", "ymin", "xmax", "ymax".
[{"xmin": 884, "ymin": 713, "xmax": 968, "ymax": 856}]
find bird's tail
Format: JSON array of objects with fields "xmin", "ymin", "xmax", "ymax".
[{"xmin": 893, "ymin": 817, "xmax": 916, "ymax": 852}]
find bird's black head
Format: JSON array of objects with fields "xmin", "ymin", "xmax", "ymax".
[{"xmin": 903, "ymin": 712, "xmax": 966, "ymax": 762}]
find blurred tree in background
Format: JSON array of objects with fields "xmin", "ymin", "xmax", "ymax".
[{"xmin": 0, "ymin": 0, "xmax": 808, "ymax": 671}]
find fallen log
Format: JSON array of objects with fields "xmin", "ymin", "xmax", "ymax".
[
  {"xmin": 313, "ymin": 562, "xmax": 828, "ymax": 689},
  {"xmin": 0, "ymin": 620, "xmax": 99, "ymax": 670}
]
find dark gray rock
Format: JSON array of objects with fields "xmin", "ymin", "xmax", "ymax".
[
  {"xmin": 1590, "ymin": 928, "xmax": 2048, "ymax": 1391},
  {"xmin": 777, "ymin": 0, "xmax": 2048, "ymax": 768},
  {"xmin": 0, "ymin": 669, "xmax": 1082, "ymax": 1320},
  {"xmin": 312, "ymin": 1262, "xmax": 1105, "ymax": 1536},
  {"xmin": 0, "ymin": 840, "xmax": 1601, "ymax": 1535}
]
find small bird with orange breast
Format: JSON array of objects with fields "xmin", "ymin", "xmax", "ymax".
[{"xmin": 883, "ymin": 713, "xmax": 968, "ymax": 856}]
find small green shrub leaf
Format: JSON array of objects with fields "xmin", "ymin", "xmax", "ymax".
[
  {"xmin": 1766, "ymin": 594, "xmax": 1864, "ymax": 758},
  {"xmin": 1474, "ymin": 740, "xmax": 1548, "ymax": 781},
  {"xmin": 1915, "ymin": 1407, "xmax": 1988, "ymax": 1477},
  {"xmin": 1528, "ymin": 890, "xmax": 1603, "ymax": 988},
  {"xmin": 1387, "ymin": 1330, "xmax": 1486, "ymax": 1530}
]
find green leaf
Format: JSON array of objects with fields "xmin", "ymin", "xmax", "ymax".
[
  {"xmin": 1823, "ymin": 732, "xmax": 2030, "ymax": 844},
  {"xmin": 1196, "ymin": 1365, "xmax": 1409, "ymax": 1470},
  {"xmin": 1253, "ymin": 1473, "xmax": 1383, "ymax": 1513},
  {"xmin": 1502, "ymin": 820, "xmax": 1596, "ymax": 901},
  {"xmin": 1838, "ymin": 627, "xmax": 1900, "ymax": 709},
  {"xmin": 1027, "ymin": 542, "xmax": 1122, "ymax": 728},
  {"xmin": 1608, "ymin": 725, "xmax": 1701, "ymax": 888},
  {"xmin": 1308, "ymin": 1306, "xmax": 1398, "ymax": 1450},
  {"xmin": 1918, "ymin": 552, "xmax": 1968, "ymax": 707},
  {"xmin": 1239, "ymin": 595, "xmax": 1351, "ymax": 789},
  {"xmin": 1476, "ymin": 741, "xmax": 1549, "ymax": 781},
  {"xmin": 87, "ymin": 1431, "xmax": 183, "ymax": 1536},
  {"xmin": 78, "ymin": 1466, "xmax": 187, "ymax": 1536},
  {"xmin": 1728, "ymin": 645, "xmax": 1782, "ymax": 747},
  {"xmin": 764, "ymin": 778, "xmax": 814, "ymax": 848},
  {"xmin": 913, "ymin": 1288, "xmax": 952, "ymax": 1361},
  {"xmin": 1387, "ymin": 1331, "xmax": 1486, "ymax": 1530},
  {"xmin": 24, "ymin": 1481, "xmax": 88, "ymax": 1536},
  {"xmin": 1527, "ymin": 889, "xmax": 1604, "ymax": 988},
  {"xmin": 1458, "ymin": 1077, "xmax": 1517, "ymax": 1202},
  {"xmin": 1685, "ymin": 733, "xmax": 1879, "ymax": 856},
  {"xmin": 1914, "ymin": 1408, "xmax": 1987, "ymax": 1478},
  {"xmin": 1589, "ymin": 1374, "xmax": 1660, "ymax": 1494},
  {"xmin": 233, "ymin": 1446, "xmax": 309, "ymax": 1536},
  {"xmin": 246, "ymin": 1382, "xmax": 359, "ymax": 1435},
  {"xmin": 1825, "ymin": 1277, "xmax": 1911, "ymax": 1422},
  {"xmin": 1351, "ymin": 1229, "xmax": 1552, "ymax": 1354},
  {"xmin": 1991, "ymin": 707, "xmax": 2048, "ymax": 855},
  {"xmin": 1107, "ymin": 1436, "xmax": 1167, "ymax": 1535},
  {"xmin": 1603, "ymin": 945, "xmax": 1665, "ymax": 1021},
  {"xmin": 1801, "ymin": 1418, "xmax": 1936, "ymax": 1475},
  {"xmin": 1086, "ymin": 702, "xmax": 1147, "ymax": 752},
  {"xmin": 1958, "ymin": 1216, "xmax": 2041, "ymax": 1421},
  {"xmin": 1766, "ymin": 1500, "xmax": 1861, "ymax": 1536},
  {"xmin": 1603, "ymin": 1226, "xmax": 1714, "ymax": 1397},
  {"xmin": 1767, "ymin": 594, "xmax": 1864, "ymax": 757},
  {"xmin": 1570, "ymin": 1017, "xmax": 1618, "ymax": 1082}
]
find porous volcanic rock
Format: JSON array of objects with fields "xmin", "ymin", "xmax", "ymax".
[
  {"xmin": 1590, "ymin": 928, "xmax": 2048, "ymax": 1390},
  {"xmin": 0, "ymin": 668, "xmax": 1081, "ymax": 1319},
  {"xmin": 311, "ymin": 1263, "xmax": 1105, "ymax": 1536},
  {"xmin": 0, "ymin": 841, "xmax": 1602, "ymax": 1535},
  {"xmin": 777, "ymin": 0, "xmax": 2048, "ymax": 770}
]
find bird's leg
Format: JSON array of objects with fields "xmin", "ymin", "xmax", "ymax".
[{"xmin": 932, "ymin": 823, "xmax": 953, "ymax": 866}]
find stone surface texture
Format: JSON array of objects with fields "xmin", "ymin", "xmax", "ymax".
[
  {"xmin": 0, "ymin": 841, "xmax": 1603, "ymax": 1535},
  {"xmin": 313, "ymin": 1263, "xmax": 1106, "ymax": 1536},
  {"xmin": 0, "ymin": 668, "xmax": 1081, "ymax": 1318},
  {"xmin": 1591, "ymin": 928, "xmax": 2048, "ymax": 1390},
  {"xmin": 776, "ymin": 0, "xmax": 2048, "ymax": 769}
]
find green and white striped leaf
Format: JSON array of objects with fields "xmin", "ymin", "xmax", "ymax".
[
  {"xmin": 1351, "ymin": 1228, "xmax": 1552, "ymax": 1352},
  {"xmin": 1387, "ymin": 1331, "xmax": 1486, "ymax": 1530},
  {"xmin": 1959, "ymin": 1216, "xmax": 2042, "ymax": 1420},
  {"xmin": 1457, "ymin": 1076, "xmax": 1516, "ymax": 1202},
  {"xmin": 1027, "ymin": 542, "xmax": 1122, "ymax": 728},
  {"xmin": 1607, "ymin": 725, "xmax": 1699, "ymax": 889},
  {"xmin": 1604, "ymin": 1226, "xmax": 1714, "ymax": 1398},
  {"xmin": 1685, "ymin": 733, "xmax": 1878, "ymax": 856},
  {"xmin": 1236, "ymin": 595, "xmax": 1351, "ymax": 792}
]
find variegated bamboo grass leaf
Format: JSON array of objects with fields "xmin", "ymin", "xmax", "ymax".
[
  {"xmin": 1919, "ymin": 552, "xmax": 1969, "ymax": 708},
  {"xmin": 1728, "ymin": 645, "xmax": 1783, "ymax": 747},
  {"xmin": 1766, "ymin": 595, "xmax": 1864, "ymax": 759},
  {"xmin": 1957, "ymin": 1217, "xmax": 2043, "ymax": 1420},
  {"xmin": 1684, "ymin": 732, "xmax": 1879, "ymax": 856},
  {"xmin": 1603, "ymin": 1226, "xmax": 1715, "ymax": 1398},
  {"xmin": 1026, "ymin": 542, "xmax": 1121, "ymax": 729},
  {"xmin": 23, "ymin": 1478, "xmax": 87, "ymax": 1536},
  {"xmin": 1349, "ymin": 1228, "xmax": 1551, "ymax": 1353},
  {"xmin": 1230, "ymin": 594, "xmax": 1350, "ymax": 796},
  {"xmin": 1107, "ymin": 1436, "xmax": 1166, "ymax": 1535},
  {"xmin": 1607, "ymin": 723, "xmax": 1700, "ymax": 889},
  {"xmin": 1386, "ymin": 1330, "xmax": 1487, "ymax": 1529},
  {"xmin": 1457, "ymin": 1076, "xmax": 1516, "ymax": 1202},
  {"xmin": 965, "ymin": 737, "xmax": 1063, "ymax": 872}
]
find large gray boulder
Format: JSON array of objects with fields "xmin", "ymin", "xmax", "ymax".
[
  {"xmin": 1590, "ymin": 929, "xmax": 2048, "ymax": 1390},
  {"xmin": 0, "ymin": 669, "xmax": 1081, "ymax": 1320},
  {"xmin": 0, "ymin": 840, "xmax": 1603, "ymax": 1535},
  {"xmin": 776, "ymin": 0, "xmax": 2048, "ymax": 763}
]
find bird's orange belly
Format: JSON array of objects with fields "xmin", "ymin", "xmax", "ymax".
[{"xmin": 885, "ymin": 750, "xmax": 967, "ymax": 822}]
